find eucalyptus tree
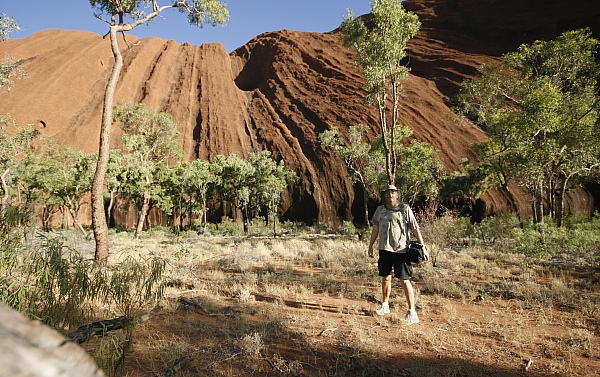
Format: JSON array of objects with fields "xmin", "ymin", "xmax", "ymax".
[
  {"xmin": 511, "ymin": 29, "xmax": 600, "ymax": 225},
  {"xmin": 440, "ymin": 158, "xmax": 497, "ymax": 214},
  {"xmin": 214, "ymin": 151, "xmax": 297, "ymax": 235},
  {"xmin": 182, "ymin": 159, "xmax": 219, "ymax": 231},
  {"xmin": 369, "ymin": 124, "xmax": 442, "ymax": 206},
  {"xmin": 36, "ymin": 143, "xmax": 96, "ymax": 235},
  {"xmin": 114, "ymin": 102, "xmax": 183, "ymax": 238},
  {"xmin": 458, "ymin": 28, "xmax": 600, "ymax": 225},
  {"xmin": 247, "ymin": 150, "xmax": 297, "ymax": 236},
  {"xmin": 340, "ymin": 0, "xmax": 420, "ymax": 185},
  {"xmin": 17, "ymin": 155, "xmax": 60, "ymax": 231},
  {"xmin": 213, "ymin": 153, "xmax": 254, "ymax": 234},
  {"xmin": 88, "ymin": 0, "xmax": 229, "ymax": 261},
  {"xmin": 393, "ymin": 132, "xmax": 442, "ymax": 206}
]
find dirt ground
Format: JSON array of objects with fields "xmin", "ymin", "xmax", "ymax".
[{"xmin": 92, "ymin": 235, "xmax": 599, "ymax": 377}]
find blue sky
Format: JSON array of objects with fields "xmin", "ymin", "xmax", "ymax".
[{"xmin": 3, "ymin": 1, "xmax": 372, "ymax": 52}]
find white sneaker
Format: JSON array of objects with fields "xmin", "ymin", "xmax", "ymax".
[
  {"xmin": 404, "ymin": 310, "xmax": 420, "ymax": 325},
  {"xmin": 375, "ymin": 302, "xmax": 390, "ymax": 315}
]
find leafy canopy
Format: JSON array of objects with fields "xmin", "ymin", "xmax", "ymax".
[{"xmin": 89, "ymin": 0, "xmax": 229, "ymax": 27}]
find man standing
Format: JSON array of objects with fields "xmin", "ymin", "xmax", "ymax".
[{"xmin": 368, "ymin": 184, "xmax": 429, "ymax": 324}]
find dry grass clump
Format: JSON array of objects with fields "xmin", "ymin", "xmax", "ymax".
[{"xmin": 236, "ymin": 332, "xmax": 265, "ymax": 358}]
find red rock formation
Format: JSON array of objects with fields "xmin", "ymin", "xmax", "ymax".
[{"xmin": 0, "ymin": 0, "xmax": 598, "ymax": 227}]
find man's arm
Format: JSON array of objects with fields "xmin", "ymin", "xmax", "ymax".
[{"xmin": 368, "ymin": 223, "xmax": 379, "ymax": 258}]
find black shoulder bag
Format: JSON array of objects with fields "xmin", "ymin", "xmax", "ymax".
[{"xmin": 406, "ymin": 241, "xmax": 424, "ymax": 264}]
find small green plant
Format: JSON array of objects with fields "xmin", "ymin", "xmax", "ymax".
[
  {"xmin": 337, "ymin": 220, "xmax": 358, "ymax": 237},
  {"xmin": 95, "ymin": 254, "xmax": 166, "ymax": 317},
  {"xmin": 207, "ymin": 216, "xmax": 244, "ymax": 236},
  {"xmin": 93, "ymin": 332, "xmax": 131, "ymax": 377}
]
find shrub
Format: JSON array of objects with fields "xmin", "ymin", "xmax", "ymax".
[
  {"xmin": 472, "ymin": 212, "xmax": 520, "ymax": 245},
  {"xmin": 504, "ymin": 217, "xmax": 600, "ymax": 263},
  {"xmin": 337, "ymin": 220, "xmax": 358, "ymax": 237}
]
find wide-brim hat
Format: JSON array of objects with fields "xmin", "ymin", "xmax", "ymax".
[{"xmin": 380, "ymin": 184, "xmax": 398, "ymax": 193}]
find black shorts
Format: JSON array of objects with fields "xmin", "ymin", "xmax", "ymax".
[{"xmin": 378, "ymin": 250, "xmax": 413, "ymax": 279}]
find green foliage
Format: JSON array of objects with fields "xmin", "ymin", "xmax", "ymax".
[
  {"xmin": 321, "ymin": 123, "xmax": 442, "ymax": 207},
  {"xmin": 394, "ymin": 138, "xmax": 442, "ymax": 204},
  {"xmin": 337, "ymin": 220, "xmax": 358, "ymax": 238},
  {"xmin": 466, "ymin": 212, "xmax": 600, "ymax": 263},
  {"xmin": 425, "ymin": 213, "xmax": 472, "ymax": 247},
  {"xmin": 94, "ymin": 334, "xmax": 131, "ymax": 377},
  {"xmin": 207, "ymin": 215, "xmax": 244, "ymax": 236},
  {"xmin": 0, "ymin": 54, "xmax": 26, "ymax": 90},
  {"xmin": 319, "ymin": 124, "xmax": 378, "ymax": 188},
  {"xmin": 440, "ymin": 158, "xmax": 498, "ymax": 206},
  {"xmin": 180, "ymin": 0, "xmax": 230, "ymax": 27},
  {"xmin": 9, "ymin": 140, "xmax": 96, "ymax": 232},
  {"xmin": 0, "ymin": 119, "xmax": 38, "ymax": 201},
  {"xmin": 13, "ymin": 155, "xmax": 61, "ymax": 229},
  {"xmin": 4, "ymin": 108, "xmax": 294, "ymax": 236},
  {"xmin": 508, "ymin": 222, "xmax": 556, "ymax": 258},
  {"xmin": 0, "ymin": 14, "xmax": 25, "ymax": 89},
  {"xmin": 115, "ymin": 101, "xmax": 183, "ymax": 164},
  {"xmin": 1, "ymin": 234, "xmax": 95, "ymax": 329},
  {"xmin": 0, "ymin": 13, "xmax": 19, "ymax": 40},
  {"xmin": 213, "ymin": 153, "xmax": 254, "ymax": 222},
  {"xmin": 186, "ymin": 158, "xmax": 218, "ymax": 227},
  {"xmin": 41, "ymin": 143, "xmax": 97, "ymax": 231},
  {"xmin": 114, "ymin": 101, "xmax": 183, "ymax": 236},
  {"xmin": 0, "ymin": 204, "xmax": 35, "ymax": 279},
  {"xmin": 341, "ymin": 0, "xmax": 420, "ymax": 102},
  {"xmin": 247, "ymin": 150, "xmax": 298, "ymax": 232},
  {"xmin": 163, "ymin": 158, "xmax": 219, "ymax": 232}
]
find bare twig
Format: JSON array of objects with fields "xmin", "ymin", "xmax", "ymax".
[
  {"xmin": 179, "ymin": 296, "xmax": 210, "ymax": 315},
  {"xmin": 525, "ymin": 358, "xmax": 533, "ymax": 372},
  {"xmin": 318, "ymin": 327, "xmax": 338, "ymax": 336},
  {"xmin": 151, "ymin": 355, "xmax": 193, "ymax": 377}
]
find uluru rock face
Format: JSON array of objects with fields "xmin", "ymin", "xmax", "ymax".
[{"xmin": 1, "ymin": 0, "xmax": 598, "ymax": 227}]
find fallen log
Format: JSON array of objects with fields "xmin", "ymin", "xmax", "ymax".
[
  {"xmin": 68, "ymin": 306, "xmax": 161, "ymax": 344},
  {"xmin": 68, "ymin": 316, "xmax": 133, "ymax": 344}
]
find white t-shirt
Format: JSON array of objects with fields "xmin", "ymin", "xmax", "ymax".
[{"xmin": 372, "ymin": 204, "xmax": 419, "ymax": 253}]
